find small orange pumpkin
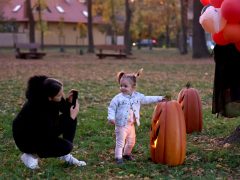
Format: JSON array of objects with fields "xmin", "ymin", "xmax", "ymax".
[
  {"xmin": 177, "ymin": 83, "xmax": 203, "ymax": 134},
  {"xmin": 150, "ymin": 100, "xmax": 186, "ymax": 166}
]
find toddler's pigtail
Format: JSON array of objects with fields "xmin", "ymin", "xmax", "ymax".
[
  {"xmin": 117, "ymin": 71, "xmax": 125, "ymax": 84},
  {"xmin": 135, "ymin": 68, "xmax": 143, "ymax": 77}
]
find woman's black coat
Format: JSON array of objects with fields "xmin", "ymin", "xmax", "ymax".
[{"xmin": 12, "ymin": 98, "xmax": 76, "ymax": 153}]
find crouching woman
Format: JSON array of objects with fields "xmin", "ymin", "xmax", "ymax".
[{"xmin": 12, "ymin": 75, "xmax": 86, "ymax": 169}]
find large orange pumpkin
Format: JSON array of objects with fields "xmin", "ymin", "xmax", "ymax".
[
  {"xmin": 177, "ymin": 83, "xmax": 203, "ymax": 134},
  {"xmin": 150, "ymin": 100, "xmax": 186, "ymax": 166}
]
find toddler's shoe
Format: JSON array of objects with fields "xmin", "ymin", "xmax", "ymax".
[
  {"xmin": 60, "ymin": 154, "xmax": 86, "ymax": 167},
  {"xmin": 123, "ymin": 155, "xmax": 134, "ymax": 161},
  {"xmin": 115, "ymin": 158, "xmax": 123, "ymax": 164},
  {"xmin": 21, "ymin": 153, "xmax": 39, "ymax": 170}
]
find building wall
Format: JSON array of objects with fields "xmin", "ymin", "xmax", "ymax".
[
  {"xmin": 37, "ymin": 23, "xmax": 107, "ymax": 45},
  {"xmin": 0, "ymin": 33, "xmax": 28, "ymax": 47},
  {"xmin": 0, "ymin": 22, "xmax": 106, "ymax": 47}
]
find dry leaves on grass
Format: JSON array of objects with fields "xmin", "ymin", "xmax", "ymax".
[
  {"xmin": 0, "ymin": 51, "xmax": 213, "ymax": 82},
  {"xmin": 192, "ymin": 135, "xmax": 226, "ymax": 150},
  {"xmin": 182, "ymin": 167, "xmax": 205, "ymax": 176}
]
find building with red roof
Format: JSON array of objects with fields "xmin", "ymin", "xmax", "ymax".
[{"xmin": 0, "ymin": 0, "xmax": 106, "ymax": 47}]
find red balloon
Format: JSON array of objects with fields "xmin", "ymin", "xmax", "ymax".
[
  {"xmin": 210, "ymin": 0, "xmax": 224, "ymax": 8},
  {"xmin": 212, "ymin": 31, "xmax": 229, "ymax": 45},
  {"xmin": 200, "ymin": 0, "xmax": 210, "ymax": 6},
  {"xmin": 222, "ymin": 23, "xmax": 240, "ymax": 43},
  {"xmin": 221, "ymin": 0, "xmax": 240, "ymax": 23},
  {"xmin": 235, "ymin": 41, "xmax": 240, "ymax": 52}
]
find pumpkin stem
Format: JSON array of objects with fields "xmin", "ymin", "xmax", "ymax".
[{"xmin": 186, "ymin": 82, "xmax": 191, "ymax": 89}]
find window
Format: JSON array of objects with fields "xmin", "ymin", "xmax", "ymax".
[
  {"xmin": 56, "ymin": 5, "xmax": 65, "ymax": 13},
  {"xmin": 82, "ymin": 10, "xmax": 88, "ymax": 17},
  {"xmin": 12, "ymin": 5, "xmax": 21, "ymax": 12}
]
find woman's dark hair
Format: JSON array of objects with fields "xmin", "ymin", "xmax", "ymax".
[
  {"xmin": 26, "ymin": 75, "xmax": 62, "ymax": 102},
  {"xmin": 43, "ymin": 78, "xmax": 63, "ymax": 98}
]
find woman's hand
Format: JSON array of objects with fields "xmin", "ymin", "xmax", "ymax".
[{"xmin": 70, "ymin": 101, "xmax": 79, "ymax": 120}]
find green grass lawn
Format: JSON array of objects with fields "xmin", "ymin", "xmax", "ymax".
[{"xmin": 1, "ymin": 48, "xmax": 240, "ymax": 179}]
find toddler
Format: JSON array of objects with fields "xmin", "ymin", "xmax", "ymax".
[{"xmin": 107, "ymin": 68, "xmax": 165, "ymax": 164}]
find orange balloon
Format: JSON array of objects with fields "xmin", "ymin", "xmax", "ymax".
[
  {"xmin": 200, "ymin": 0, "xmax": 210, "ymax": 6},
  {"xmin": 222, "ymin": 23, "xmax": 240, "ymax": 43},
  {"xmin": 212, "ymin": 31, "xmax": 229, "ymax": 45}
]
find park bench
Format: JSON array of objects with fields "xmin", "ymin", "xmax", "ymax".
[
  {"xmin": 15, "ymin": 43, "xmax": 46, "ymax": 59},
  {"xmin": 95, "ymin": 45, "xmax": 127, "ymax": 59}
]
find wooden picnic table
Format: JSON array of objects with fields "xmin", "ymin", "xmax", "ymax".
[
  {"xmin": 15, "ymin": 43, "xmax": 46, "ymax": 59},
  {"xmin": 95, "ymin": 45, "xmax": 127, "ymax": 59}
]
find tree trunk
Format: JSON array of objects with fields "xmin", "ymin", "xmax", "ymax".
[
  {"xmin": 148, "ymin": 23, "xmax": 153, "ymax": 50},
  {"xmin": 87, "ymin": 0, "xmax": 94, "ymax": 53},
  {"xmin": 124, "ymin": 0, "xmax": 132, "ymax": 55},
  {"xmin": 110, "ymin": 0, "xmax": 116, "ymax": 45},
  {"xmin": 38, "ymin": 0, "xmax": 44, "ymax": 50},
  {"xmin": 26, "ymin": 0, "xmax": 35, "ymax": 43},
  {"xmin": 179, "ymin": 0, "xmax": 188, "ymax": 54},
  {"xmin": 192, "ymin": 0, "xmax": 210, "ymax": 58},
  {"xmin": 166, "ymin": 24, "xmax": 170, "ymax": 48}
]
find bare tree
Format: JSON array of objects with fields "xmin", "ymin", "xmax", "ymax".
[
  {"xmin": 124, "ymin": 0, "xmax": 132, "ymax": 55},
  {"xmin": 192, "ymin": 0, "xmax": 209, "ymax": 58},
  {"xmin": 110, "ymin": 0, "xmax": 116, "ymax": 44},
  {"xmin": 36, "ymin": 0, "xmax": 45, "ymax": 50},
  {"xmin": 26, "ymin": 0, "xmax": 35, "ymax": 43},
  {"xmin": 87, "ymin": 0, "xmax": 94, "ymax": 53},
  {"xmin": 179, "ymin": 0, "xmax": 188, "ymax": 54}
]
